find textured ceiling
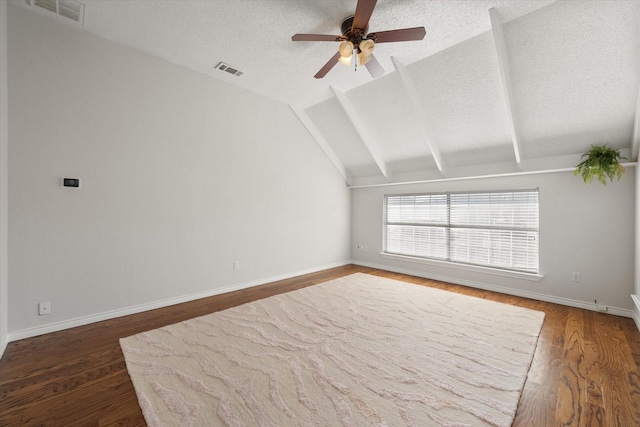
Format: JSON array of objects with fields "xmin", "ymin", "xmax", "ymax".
[{"xmin": 12, "ymin": 0, "xmax": 640, "ymax": 185}]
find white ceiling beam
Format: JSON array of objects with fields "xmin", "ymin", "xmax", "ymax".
[
  {"xmin": 631, "ymin": 87, "xmax": 640, "ymax": 161},
  {"xmin": 330, "ymin": 86, "xmax": 389, "ymax": 178},
  {"xmin": 290, "ymin": 105, "xmax": 353, "ymax": 185},
  {"xmin": 347, "ymin": 162, "xmax": 638, "ymax": 189},
  {"xmin": 489, "ymin": 7, "xmax": 523, "ymax": 167},
  {"xmin": 390, "ymin": 56, "xmax": 445, "ymax": 174}
]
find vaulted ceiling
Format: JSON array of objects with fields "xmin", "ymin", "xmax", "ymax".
[{"xmin": 13, "ymin": 0, "xmax": 640, "ymax": 186}]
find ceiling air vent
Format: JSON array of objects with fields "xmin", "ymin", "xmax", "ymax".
[
  {"xmin": 29, "ymin": 0, "xmax": 85, "ymax": 24},
  {"xmin": 215, "ymin": 62, "xmax": 243, "ymax": 77}
]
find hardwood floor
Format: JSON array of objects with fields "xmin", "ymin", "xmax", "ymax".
[{"xmin": 1, "ymin": 264, "xmax": 639, "ymax": 426}]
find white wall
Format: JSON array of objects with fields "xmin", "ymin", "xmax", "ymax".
[
  {"xmin": 634, "ymin": 165, "xmax": 640, "ymax": 325},
  {"xmin": 352, "ymin": 170, "xmax": 636, "ymax": 313},
  {"xmin": 6, "ymin": 4, "xmax": 350, "ymax": 337},
  {"xmin": 0, "ymin": 1, "xmax": 9, "ymax": 355}
]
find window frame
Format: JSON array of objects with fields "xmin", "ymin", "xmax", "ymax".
[{"xmin": 383, "ymin": 189, "xmax": 541, "ymax": 277}]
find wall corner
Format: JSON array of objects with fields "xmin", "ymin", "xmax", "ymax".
[{"xmin": 0, "ymin": 0, "xmax": 9, "ymax": 360}]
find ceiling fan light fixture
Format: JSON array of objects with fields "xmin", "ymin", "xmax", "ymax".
[
  {"xmin": 338, "ymin": 41, "xmax": 354, "ymax": 66},
  {"xmin": 358, "ymin": 39, "xmax": 374, "ymax": 65},
  {"xmin": 358, "ymin": 53, "xmax": 371, "ymax": 65},
  {"xmin": 360, "ymin": 39, "xmax": 374, "ymax": 55}
]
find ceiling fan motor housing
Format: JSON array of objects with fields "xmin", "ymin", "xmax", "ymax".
[{"xmin": 341, "ymin": 15, "xmax": 368, "ymax": 44}]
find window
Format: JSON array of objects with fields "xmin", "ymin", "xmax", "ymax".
[{"xmin": 384, "ymin": 190, "xmax": 539, "ymax": 273}]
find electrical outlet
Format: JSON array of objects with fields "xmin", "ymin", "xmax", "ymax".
[
  {"xmin": 233, "ymin": 261, "xmax": 240, "ymax": 270},
  {"xmin": 571, "ymin": 272, "xmax": 581, "ymax": 282},
  {"xmin": 38, "ymin": 302, "xmax": 51, "ymax": 316},
  {"xmin": 594, "ymin": 300, "xmax": 608, "ymax": 312}
]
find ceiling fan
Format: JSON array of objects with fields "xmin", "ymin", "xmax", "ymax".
[{"xmin": 292, "ymin": 0, "xmax": 426, "ymax": 79}]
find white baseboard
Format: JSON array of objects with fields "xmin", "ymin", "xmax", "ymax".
[
  {"xmin": 631, "ymin": 295, "xmax": 640, "ymax": 331},
  {"xmin": 6, "ymin": 260, "xmax": 351, "ymax": 344},
  {"xmin": 0, "ymin": 335, "xmax": 7, "ymax": 360},
  {"xmin": 354, "ymin": 260, "xmax": 635, "ymax": 319}
]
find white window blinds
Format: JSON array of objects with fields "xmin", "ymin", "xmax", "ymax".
[{"xmin": 384, "ymin": 190, "xmax": 539, "ymax": 273}]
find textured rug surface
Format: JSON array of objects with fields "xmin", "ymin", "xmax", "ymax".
[{"xmin": 120, "ymin": 273, "xmax": 545, "ymax": 426}]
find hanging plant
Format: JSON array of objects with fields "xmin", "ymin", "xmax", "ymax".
[{"xmin": 574, "ymin": 144, "xmax": 627, "ymax": 185}]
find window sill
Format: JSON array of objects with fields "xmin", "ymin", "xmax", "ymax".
[{"xmin": 379, "ymin": 252, "xmax": 544, "ymax": 282}]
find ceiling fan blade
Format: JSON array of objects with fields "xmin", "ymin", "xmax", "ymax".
[
  {"xmin": 365, "ymin": 54, "xmax": 384, "ymax": 78},
  {"xmin": 352, "ymin": 0, "xmax": 377, "ymax": 32},
  {"xmin": 314, "ymin": 52, "xmax": 341, "ymax": 79},
  {"xmin": 369, "ymin": 27, "xmax": 426, "ymax": 43},
  {"xmin": 292, "ymin": 34, "xmax": 341, "ymax": 42}
]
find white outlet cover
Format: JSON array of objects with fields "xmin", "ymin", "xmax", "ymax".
[{"xmin": 39, "ymin": 301, "xmax": 51, "ymax": 315}]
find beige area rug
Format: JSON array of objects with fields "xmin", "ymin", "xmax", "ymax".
[{"xmin": 120, "ymin": 273, "xmax": 545, "ymax": 426}]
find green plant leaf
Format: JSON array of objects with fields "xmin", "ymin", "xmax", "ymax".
[{"xmin": 574, "ymin": 144, "xmax": 626, "ymax": 185}]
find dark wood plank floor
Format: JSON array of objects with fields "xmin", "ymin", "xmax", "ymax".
[{"xmin": 1, "ymin": 265, "xmax": 639, "ymax": 426}]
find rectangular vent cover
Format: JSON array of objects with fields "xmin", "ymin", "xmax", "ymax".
[
  {"xmin": 29, "ymin": 0, "xmax": 85, "ymax": 24},
  {"xmin": 215, "ymin": 62, "xmax": 243, "ymax": 77}
]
